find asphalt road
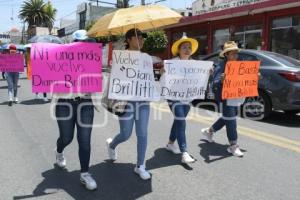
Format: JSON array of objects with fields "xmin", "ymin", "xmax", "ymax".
[{"xmin": 0, "ymin": 73, "xmax": 299, "ymax": 200}]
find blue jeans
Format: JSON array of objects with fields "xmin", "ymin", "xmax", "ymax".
[
  {"xmin": 110, "ymin": 101, "xmax": 150, "ymax": 166},
  {"xmin": 6, "ymin": 72, "xmax": 19, "ymax": 98},
  {"xmin": 212, "ymin": 101, "xmax": 238, "ymax": 145},
  {"xmin": 168, "ymin": 100, "xmax": 191, "ymax": 153},
  {"xmin": 56, "ymin": 98, "xmax": 94, "ymax": 172}
]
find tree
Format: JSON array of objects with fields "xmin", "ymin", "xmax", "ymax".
[
  {"xmin": 19, "ymin": 0, "xmax": 57, "ymax": 37},
  {"xmin": 44, "ymin": 1, "xmax": 57, "ymax": 34},
  {"xmin": 142, "ymin": 30, "xmax": 168, "ymax": 54}
]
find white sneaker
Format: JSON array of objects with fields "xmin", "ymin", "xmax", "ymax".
[
  {"xmin": 201, "ymin": 128, "xmax": 215, "ymax": 143},
  {"xmin": 55, "ymin": 150, "xmax": 66, "ymax": 168},
  {"xmin": 37, "ymin": 93, "xmax": 43, "ymax": 99},
  {"xmin": 227, "ymin": 144, "xmax": 244, "ymax": 157},
  {"xmin": 106, "ymin": 138, "xmax": 117, "ymax": 161},
  {"xmin": 80, "ymin": 172, "xmax": 97, "ymax": 190},
  {"xmin": 181, "ymin": 152, "xmax": 196, "ymax": 164},
  {"xmin": 14, "ymin": 97, "xmax": 19, "ymax": 103},
  {"xmin": 165, "ymin": 143, "xmax": 181, "ymax": 154},
  {"xmin": 134, "ymin": 165, "xmax": 151, "ymax": 180}
]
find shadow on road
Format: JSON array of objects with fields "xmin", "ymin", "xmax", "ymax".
[
  {"xmin": 192, "ymin": 100, "xmax": 300, "ymax": 128},
  {"xmin": 198, "ymin": 140, "xmax": 246, "ymax": 163},
  {"xmin": 0, "ymin": 101, "xmax": 10, "ymax": 106},
  {"xmin": 198, "ymin": 140, "xmax": 232, "ymax": 163},
  {"xmin": 0, "ymin": 85, "xmax": 21, "ymax": 89},
  {"xmin": 20, "ymin": 99, "xmax": 50, "ymax": 105},
  {"xmin": 13, "ymin": 162, "xmax": 152, "ymax": 200},
  {"xmin": 259, "ymin": 111, "xmax": 300, "ymax": 128},
  {"xmin": 146, "ymin": 148, "xmax": 193, "ymax": 171}
]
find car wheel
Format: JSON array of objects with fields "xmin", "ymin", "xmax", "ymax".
[
  {"xmin": 283, "ymin": 110, "xmax": 300, "ymax": 115},
  {"xmin": 242, "ymin": 91, "xmax": 272, "ymax": 120}
]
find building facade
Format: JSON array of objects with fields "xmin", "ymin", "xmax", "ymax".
[
  {"xmin": 58, "ymin": 3, "xmax": 117, "ymax": 42},
  {"xmin": 164, "ymin": 0, "xmax": 300, "ymax": 59}
]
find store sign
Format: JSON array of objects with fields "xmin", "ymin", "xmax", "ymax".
[
  {"xmin": 0, "ymin": 34, "xmax": 11, "ymax": 43},
  {"xmin": 192, "ymin": 0, "xmax": 268, "ymax": 15}
]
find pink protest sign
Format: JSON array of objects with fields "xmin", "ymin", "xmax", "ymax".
[
  {"xmin": 0, "ymin": 54, "xmax": 24, "ymax": 72},
  {"xmin": 31, "ymin": 42, "xmax": 102, "ymax": 93}
]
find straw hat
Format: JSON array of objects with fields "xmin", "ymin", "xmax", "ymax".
[
  {"xmin": 219, "ymin": 41, "xmax": 240, "ymax": 58},
  {"xmin": 171, "ymin": 33, "xmax": 199, "ymax": 56}
]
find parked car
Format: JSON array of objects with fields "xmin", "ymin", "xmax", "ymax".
[
  {"xmin": 201, "ymin": 50, "xmax": 300, "ymax": 119},
  {"xmin": 152, "ymin": 56, "xmax": 163, "ymax": 81}
]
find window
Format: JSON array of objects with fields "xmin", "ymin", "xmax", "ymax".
[
  {"xmin": 271, "ymin": 15, "xmax": 300, "ymax": 59},
  {"xmin": 263, "ymin": 51, "xmax": 300, "ymax": 68},
  {"xmin": 79, "ymin": 11, "xmax": 86, "ymax": 29},
  {"xmin": 233, "ymin": 25, "xmax": 262, "ymax": 50},
  {"xmin": 272, "ymin": 17, "xmax": 292, "ymax": 29},
  {"xmin": 172, "ymin": 29, "xmax": 208, "ymax": 58},
  {"xmin": 213, "ymin": 28, "xmax": 229, "ymax": 52},
  {"xmin": 238, "ymin": 53, "xmax": 258, "ymax": 61}
]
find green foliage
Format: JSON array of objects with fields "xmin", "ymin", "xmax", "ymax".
[
  {"xmin": 142, "ymin": 30, "xmax": 168, "ymax": 54},
  {"xmin": 19, "ymin": 0, "xmax": 57, "ymax": 33}
]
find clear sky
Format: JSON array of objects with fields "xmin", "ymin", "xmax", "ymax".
[{"xmin": 0, "ymin": 0, "xmax": 194, "ymax": 33}]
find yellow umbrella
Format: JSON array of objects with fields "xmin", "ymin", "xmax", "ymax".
[{"xmin": 88, "ymin": 5, "xmax": 182, "ymax": 37}]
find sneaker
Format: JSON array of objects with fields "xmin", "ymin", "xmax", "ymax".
[
  {"xmin": 165, "ymin": 143, "xmax": 181, "ymax": 154},
  {"xmin": 43, "ymin": 97, "xmax": 49, "ymax": 102},
  {"xmin": 8, "ymin": 95, "xmax": 13, "ymax": 106},
  {"xmin": 201, "ymin": 128, "xmax": 215, "ymax": 143},
  {"xmin": 106, "ymin": 138, "xmax": 117, "ymax": 161},
  {"xmin": 227, "ymin": 144, "xmax": 244, "ymax": 157},
  {"xmin": 80, "ymin": 172, "xmax": 97, "ymax": 190},
  {"xmin": 37, "ymin": 93, "xmax": 43, "ymax": 99},
  {"xmin": 181, "ymin": 152, "xmax": 196, "ymax": 164},
  {"xmin": 134, "ymin": 165, "xmax": 151, "ymax": 180},
  {"xmin": 14, "ymin": 97, "xmax": 19, "ymax": 104},
  {"xmin": 55, "ymin": 150, "xmax": 66, "ymax": 168}
]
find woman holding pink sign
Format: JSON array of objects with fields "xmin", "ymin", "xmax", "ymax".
[
  {"xmin": 54, "ymin": 30, "xmax": 98, "ymax": 191},
  {"xmin": 5, "ymin": 44, "xmax": 20, "ymax": 106}
]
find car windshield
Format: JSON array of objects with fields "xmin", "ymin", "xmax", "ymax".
[{"xmin": 261, "ymin": 51, "xmax": 300, "ymax": 67}]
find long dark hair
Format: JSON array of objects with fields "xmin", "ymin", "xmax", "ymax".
[{"xmin": 125, "ymin": 39, "xmax": 130, "ymax": 50}]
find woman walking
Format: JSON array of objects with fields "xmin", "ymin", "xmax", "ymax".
[
  {"xmin": 164, "ymin": 34, "xmax": 199, "ymax": 164},
  {"xmin": 201, "ymin": 41, "xmax": 244, "ymax": 157},
  {"xmin": 54, "ymin": 30, "xmax": 98, "ymax": 190},
  {"xmin": 6, "ymin": 44, "xmax": 20, "ymax": 106},
  {"xmin": 105, "ymin": 28, "xmax": 152, "ymax": 180}
]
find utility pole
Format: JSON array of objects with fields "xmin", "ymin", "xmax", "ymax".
[{"xmin": 117, "ymin": 0, "xmax": 130, "ymax": 8}]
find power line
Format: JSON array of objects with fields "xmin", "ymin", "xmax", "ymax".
[{"xmin": 88, "ymin": 0, "xmax": 116, "ymax": 6}]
